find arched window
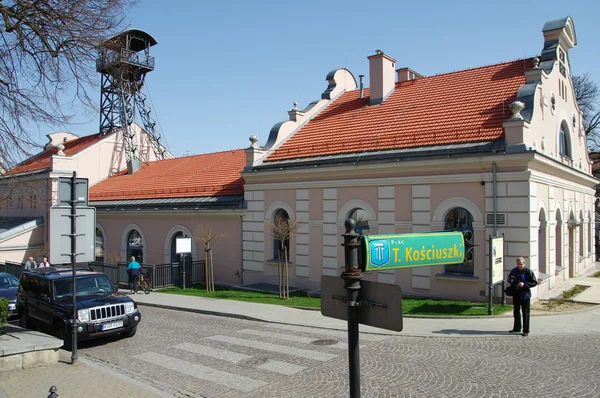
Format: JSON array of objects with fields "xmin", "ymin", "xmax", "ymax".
[
  {"xmin": 95, "ymin": 228, "xmax": 105, "ymax": 263},
  {"xmin": 170, "ymin": 232, "xmax": 183, "ymax": 264},
  {"xmin": 127, "ymin": 229, "xmax": 144, "ymax": 264},
  {"xmin": 349, "ymin": 208, "xmax": 369, "ymax": 236},
  {"xmin": 272, "ymin": 209, "xmax": 290, "ymax": 261},
  {"xmin": 559, "ymin": 123, "xmax": 570, "ymax": 157},
  {"xmin": 444, "ymin": 207, "xmax": 474, "ymax": 275}
]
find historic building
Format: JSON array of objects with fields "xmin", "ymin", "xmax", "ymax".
[
  {"xmin": 240, "ymin": 16, "xmax": 596, "ymax": 300},
  {"xmin": 2, "ymin": 17, "xmax": 596, "ymax": 301}
]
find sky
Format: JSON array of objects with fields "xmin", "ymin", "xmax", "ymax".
[{"xmin": 56, "ymin": 0, "xmax": 600, "ymax": 158}]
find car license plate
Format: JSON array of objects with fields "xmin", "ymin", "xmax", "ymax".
[{"xmin": 101, "ymin": 320, "xmax": 124, "ymax": 331}]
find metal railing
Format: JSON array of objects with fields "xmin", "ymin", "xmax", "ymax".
[
  {"xmin": 0, "ymin": 261, "xmax": 23, "ymax": 278},
  {"xmin": 87, "ymin": 260, "xmax": 205, "ymax": 290}
]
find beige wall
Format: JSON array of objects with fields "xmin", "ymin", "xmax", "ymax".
[{"xmin": 96, "ymin": 212, "xmax": 243, "ymax": 285}]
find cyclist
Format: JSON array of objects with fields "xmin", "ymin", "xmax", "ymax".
[{"xmin": 126, "ymin": 256, "xmax": 142, "ymax": 294}]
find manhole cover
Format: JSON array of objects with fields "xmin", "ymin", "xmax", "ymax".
[
  {"xmin": 311, "ymin": 339, "xmax": 338, "ymax": 346},
  {"xmin": 237, "ymin": 357, "xmax": 269, "ymax": 367}
]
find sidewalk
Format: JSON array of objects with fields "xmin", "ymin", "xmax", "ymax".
[
  {"xmin": 0, "ymin": 350, "xmax": 174, "ymax": 398},
  {"xmin": 130, "ymin": 284, "xmax": 600, "ymax": 338}
]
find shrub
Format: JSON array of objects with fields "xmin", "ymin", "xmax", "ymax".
[{"xmin": 0, "ymin": 298, "xmax": 8, "ymax": 325}]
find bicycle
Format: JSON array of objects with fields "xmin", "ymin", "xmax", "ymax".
[{"xmin": 138, "ymin": 272, "xmax": 152, "ymax": 294}]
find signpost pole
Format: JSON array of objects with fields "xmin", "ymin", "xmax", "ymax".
[
  {"xmin": 341, "ymin": 219, "xmax": 362, "ymax": 398},
  {"xmin": 488, "ymin": 234, "xmax": 493, "ymax": 316},
  {"xmin": 70, "ymin": 171, "xmax": 79, "ymax": 363}
]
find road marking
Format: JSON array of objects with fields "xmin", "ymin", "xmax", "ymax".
[
  {"xmin": 207, "ymin": 335, "xmax": 338, "ymax": 361},
  {"xmin": 134, "ymin": 352, "xmax": 267, "ymax": 392},
  {"xmin": 235, "ymin": 328, "xmax": 350, "ymax": 349},
  {"xmin": 263, "ymin": 323, "xmax": 389, "ymax": 341},
  {"xmin": 173, "ymin": 342, "xmax": 306, "ymax": 375}
]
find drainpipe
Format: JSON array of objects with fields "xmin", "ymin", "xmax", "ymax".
[
  {"xmin": 239, "ymin": 215, "xmax": 244, "ymax": 285},
  {"xmin": 493, "ymin": 162, "xmax": 498, "ymax": 237}
]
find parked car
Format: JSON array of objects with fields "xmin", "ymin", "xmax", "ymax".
[
  {"xmin": 17, "ymin": 266, "xmax": 141, "ymax": 341},
  {"xmin": 0, "ymin": 272, "xmax": 19, "ymax": 320}
]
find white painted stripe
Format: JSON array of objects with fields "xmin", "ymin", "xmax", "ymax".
[
  {"xmin": 207, "ymin": 335, "xmax": 338, "ymax": 362},
  {"xmin": 134, "ymin": 352, "xmax": 266, "ymax": 392},
  {"xmin": 263, "ymin": 323, "xmax": 388, "ymax": 342},
  {"xmin": 173, "ymin": 342, "xmax": 307, "ymax": 376},
  {"xmin": 236, "ymin": 329, "xmax": 352, "ymax": 350},
  {"xmin": 173, "ymin": 342, "xmax": 249, "ymax": 362},
  {"xmin": 255, "ymin": 361, "xmax": 306, "ymax": 376}
]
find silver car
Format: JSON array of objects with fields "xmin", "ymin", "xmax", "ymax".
[{"xmin": 0, "ymin": 272, "xmax": 19, "ymax": 320}]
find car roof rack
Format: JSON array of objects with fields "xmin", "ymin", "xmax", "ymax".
[{"xmin": 28, "ymin": 266, "xmax": 95, "ymax": 276}]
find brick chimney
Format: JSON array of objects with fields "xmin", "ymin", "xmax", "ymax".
[{"xmin": 368, "ymin": 50, "xmax": 396, "ymax": 105}]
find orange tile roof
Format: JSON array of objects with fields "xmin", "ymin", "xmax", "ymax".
[
  {"xmin": 89, "ymin": 149, "xmax": 246, "ymax": 200},
  {"xmin": 266, "ymin": 59, "xmax": 532, "ymax": 162},
  {"xmin": 9, "ymin": 133, "xmax": 110, "ymax": 175}
]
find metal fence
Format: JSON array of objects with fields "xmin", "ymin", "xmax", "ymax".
[
  {"xmin": 0, "ymin": 260, "xmax": 24, "ymax": 278},
  {"xmin": 87, "ymin": 260, "xmax": 205, "ymax": 289}
]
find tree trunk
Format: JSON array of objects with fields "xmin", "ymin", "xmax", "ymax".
[
  {"xmin": 205, "ymin": 245, "xmax": 210, "ymax": 292},
  {"xmin": 283, "ymin": 246, "xmax": 288, "ymax": 300},
  {"xmin": 210, "ymin": 248, "xmax": 215, "ymax": 292}
]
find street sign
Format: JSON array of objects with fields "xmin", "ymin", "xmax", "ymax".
[
  {"xmin": 361, "ymin": 232, "xmax": 465, "ymax": 271},
  {"xmin": 49, "ymin": 206, "xmax": 96, "ymax": 264},
  {"xmin": 321, "ymin": 275, "xmax": 403, "ymax": 332},
  {"xmin": 58, "ymin": 177, "xmax": 89, "ymax": 207},
  {"xmin": 491, "ymin": 236, "xmax": 504, "ymax": 284}
]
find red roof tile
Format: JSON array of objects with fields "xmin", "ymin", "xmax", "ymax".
[
  {"xmin": 9, "ymin": 133, "xmax": 110, "ymax": 174},
  {"xmin": 89, "ymin": 149, "xmax": 246, "ymax": 200},
  {"xmin": 266, "ymin": 59, "xmax": 532, "ymax": 161}
]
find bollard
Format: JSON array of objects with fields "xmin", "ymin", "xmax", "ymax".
[{"xmin": 48, "ymin": 385, "xmax": 58, "ymax": 398}]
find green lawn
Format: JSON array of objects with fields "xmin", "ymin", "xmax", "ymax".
[{"xmin": 160, "ymin": 284, "xmax": 512, "ymax": 316}]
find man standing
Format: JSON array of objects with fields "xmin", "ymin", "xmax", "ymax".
[
  {"xmin": 508, "ymin": 257, "xmax": 538, "ymax": 336},
  {"xmin": 24, "ymin": 257, "xmax": 36, "ymax": 269},
  {"xmin": 126, "ymin": 256, "xmax": 142, "ymax": 293},
  {"xmin": 39, "ymin": 257, "xmax": 50, "ymax": 267}
]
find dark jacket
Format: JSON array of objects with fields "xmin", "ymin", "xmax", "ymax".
[{"xmin": 508, "ymin": 266, "xmax": 538, "ymax": 299}]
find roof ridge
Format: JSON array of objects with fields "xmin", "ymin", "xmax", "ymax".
[{"xmin": 396, "ymin": 57, "xmax": 535, "ymax": 84}]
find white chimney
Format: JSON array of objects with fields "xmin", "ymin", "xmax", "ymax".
[{"xmin": 368, "ymin": 50, "xmax": 396, "ymax": 105}]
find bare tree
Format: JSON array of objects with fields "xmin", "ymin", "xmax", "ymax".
[
  {"xmin": 269, "ymin": 213, "xmax": 300, "ymax": 300},
  {"xmin": 573, "ymin": 74, "xmax": 600, "ymax": 149},
  {"xmin": 0, "ymin": 0, "xmax": 135, "ymax": 172},
  {"xmin": 195, "ymin": 225, "xmax": 227, "ymax": 293}
]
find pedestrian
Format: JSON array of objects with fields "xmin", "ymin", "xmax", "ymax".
[
  {"xmin": 508, "ymin": 257, "xmax": 538, "ymax": 336},
  {"xmin": 39, "ymin": 257, "xmax": 51, "ymax": 267},
  {"xmin": 24, "ymin": 256, "xmax": 36, "ymax": 269},
  {"xmin": 126, "ymin": 256, "xmax": 142, "ymax": 293}
]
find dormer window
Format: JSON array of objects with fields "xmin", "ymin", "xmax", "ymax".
[{"xmin": 559, "ymin": 124, "xmax": 570, "ymax": 158}]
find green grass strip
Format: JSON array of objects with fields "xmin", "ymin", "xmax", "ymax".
[{"xmin": 160, "ymin": 284, "xmax": 512, "ymax": 316}]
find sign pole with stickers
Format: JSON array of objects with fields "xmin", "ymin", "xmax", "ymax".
[{"xmin": 321, "ymin": 221, "xmax": 466, "ymax": 398}]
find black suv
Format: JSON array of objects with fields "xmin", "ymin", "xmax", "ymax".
[{"xmin": 17, "ymin": 266, "xmax": 141, "ymax": 341}]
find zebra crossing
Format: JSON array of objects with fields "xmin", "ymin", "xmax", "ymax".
[{"xmin": 133, "ymin": 324, "xmax": 389, "ymax": 396}]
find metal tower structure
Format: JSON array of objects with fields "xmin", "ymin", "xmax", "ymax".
[{"xmin": 96, "ymin": 29, "xmax": 166, "ymax": 172}]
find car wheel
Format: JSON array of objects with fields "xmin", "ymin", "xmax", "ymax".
[
  {"xmin": 56, "ymin": 324, "xmax": 72, "ymax": 346},
  {"xmin": 122, "ymin": 325, "xmax": 137, "ymax": 338},
  {"xmin": 19, "ymin": 311, "xmax": 31, "ymax": 330}
]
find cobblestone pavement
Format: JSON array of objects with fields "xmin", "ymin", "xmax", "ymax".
[{"xmin": 75, "ymin": 306, "xmax": 600, "ymax": 398}]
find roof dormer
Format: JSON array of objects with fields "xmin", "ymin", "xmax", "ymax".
[{"xmin": 540, "ymin": 17, "xmax": 577, "ymax": 78}]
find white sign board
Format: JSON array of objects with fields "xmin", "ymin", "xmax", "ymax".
[
  {"xmin": 491, "ymin": 236, "xmax": 504, "ymax": 284},
  {"xmin": 176, "ymin": 237, "xmax": 192, "ymax": 254},
  {"xmin": 49, "ymin": 206, "xmax": 96, "ymax": 264}
]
